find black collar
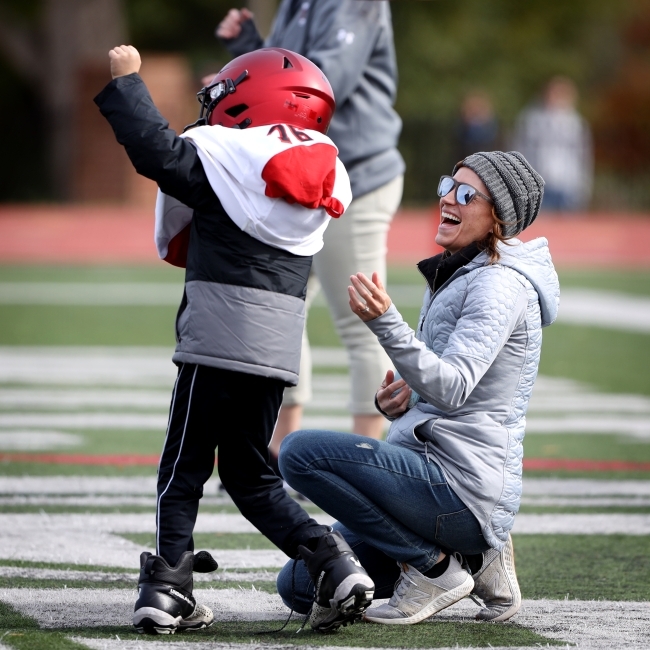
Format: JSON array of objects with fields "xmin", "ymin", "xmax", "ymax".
[{"xmin": 417, "ymin": 242, "xmax": 482, "ymax": 294}]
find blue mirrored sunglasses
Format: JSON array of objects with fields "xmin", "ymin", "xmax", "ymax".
[{"xmin": 437, "ymin": 176, "xmax": 493, "ymax": 206}]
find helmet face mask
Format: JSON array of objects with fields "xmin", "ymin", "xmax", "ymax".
[{"xmin": 184, "ymin": 48, "xmax": 335, "ymax": 135}]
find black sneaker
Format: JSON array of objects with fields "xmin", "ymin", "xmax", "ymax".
[
  {"xmin": 133, "ymin": 551, "xmax": 217, "ymax": 634},
  {"xmin": 298, "ymin": 531, "xmax": 374, "ymax": 632}
]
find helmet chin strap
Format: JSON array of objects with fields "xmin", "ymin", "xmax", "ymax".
[{"xmin": 183, "ymin": 70, "xmax": 249, "ymax": 133}]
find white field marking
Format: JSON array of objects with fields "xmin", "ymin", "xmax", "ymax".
[
  {"xmin": 7, "ymin": 475, "xmax": 648, "ymax": 497},
  {"xmin": 0, "ymin": 281, "xmax": 365, "ymax": 310},
  {"xmin": 0, "ymin": 347, "xmax": 345, "ymax": 387},
  {"xmin": 0, "ymin": 388, "xmax": 170, "ymax": 409},
  {"xmin": 523, "ymin": 477, "xmax": 650, "ymax": 496},
  {"xmin": 0, "ymin": 512, "xmax": 336, "ymax": 534},
  {"xmin": 302, "ymin": 347, "xmax": 348, "ymax": 368},
  {"xmin": 308, "ymin": 382, "xmax": 650, "ymax": 416},
  {"xmin": 429, "ymin": 597, "xmax": 650, "ymax": 650},
  {"xmin": 0, "ymin": 566, "xmax": 276, "ymax": 583},
  {"xmin": 1, "ymin": 512, "xmax": 648, "ymax": 571},
  {"xmin": 511, "ymin": 513, "xmax": 650, "ymax": 534},
  {"xmin": 527, "ymin": 394, "xmax": 650, "ymax": 414},
  {"xmin": 0, "ymin": 283, "xmax": 183, "ymax": 305},
  {"xmin": 385, "ymin": 285, "xmax": 650, "ymax": 333},
  {"xmin": 0, "ymin": 475, "xmax": 162, "ymax": 494},
  {"xmin": 525, "ymin": 416, "xmax": 650, "ymax": 439},
  {"xmin": 556, "ymin": 288, "xmax": 650, "ymax": 333},
  {"xmin": 522, "ymin": 496, "xmax": 650, "ymax": 507},
  {"xmin": 1, "ymin": 346, "xmax": 648, "ymax": 414},
  {"xmin": 5, "ymin": 476, "xmax": 648, "ymax": 509},
  {"xmin": 3, "ymin": 494, "xmax": 649, "ymax": 508},
  {"xmin": 0, "ymin": 590, "xmax": 646, "ymax": 649},
  {"xmin": 0, "ymin": 512, "xmax": 335, "ymax": 568},
  {"xmin": 5, "ymin": 282, "xmax": 650, "ymax": 333},
  {"xmin": 0, "ymin": 495, "xmax": 235, "ymax": 507},
  {"xmin": 0, "ymin": 347, "xmax": 177, "ymax": 387},
  {"xmin": 0, "ymin": 431, "xmax": 83, "ymax": 450},
  {"xmin": 0, "ymin": 588, "xmax": 288, "ymax": 628},
  {"xmin": 4, "ymin": 411, "xmax": 648, "ymax": 438},
  {"xmin": 0, "ymin": 413, "xmax": 168, "ymax": 429},
  {"xmin": 302, "ymin": 414, "xmax": 354, "ymax": 431}
]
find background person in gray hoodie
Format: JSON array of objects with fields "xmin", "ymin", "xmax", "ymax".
[
  {"xmin": 217, "ymin": 0, "xmax": 405, "ymax": 449},
  {"xmin": 277, "ymin": 152, "xmax": 560, "ymax": 625}
]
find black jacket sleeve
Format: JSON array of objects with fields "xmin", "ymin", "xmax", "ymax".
[{"xmin": 94, "ymin": 73, "xmax": 221, "ymax": 213}]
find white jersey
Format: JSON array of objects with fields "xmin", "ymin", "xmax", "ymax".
[{"xmin": 154, "ymin": 124, "xmax": 352, "ymax": 263}]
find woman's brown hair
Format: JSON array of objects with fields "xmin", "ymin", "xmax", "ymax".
[{"xmin": 477, "ymin": 206, "xmax": 513, "ymax": 264}]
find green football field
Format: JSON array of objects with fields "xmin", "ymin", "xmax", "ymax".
[{"xmin": 0, "ymin": 264, "xmax": 649, "ymax": 649}]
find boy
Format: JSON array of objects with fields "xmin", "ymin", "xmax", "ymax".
[{"xmin": 95, "ymin": 44, "xmax": 374, "ymax": 635}]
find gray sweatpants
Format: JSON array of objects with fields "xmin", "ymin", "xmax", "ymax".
[{"xmin": 283, "ymin": 175, "xmax": 404, "ymax": 415}]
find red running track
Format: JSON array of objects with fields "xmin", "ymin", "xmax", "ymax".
[{"xmin": 1, "ymin": 204, "xmax": 649, "ymax": 267}]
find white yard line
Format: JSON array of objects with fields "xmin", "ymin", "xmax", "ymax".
[
  {"xmin": 2, "ymin": 412, "xmax": 649, "ymax": 438},
  {"xmin": 0, "ymin": 475, "xmax": 162, "ymax": 494},
  {"xmin": 0, "ymin": 495, "xmax": 233, "ymax": 506},
  {"xmin": 525, "ymin": 416, "xmax": 650, "ymax": 439},
  {"xmin": 0, "ymin": 413, "xmax": 168, "ymax": 429},
  {"xmin": 0, "ymin": 431, "xmax": 83, "ymax": 450},
  {"xmin": 4, "ymin": 475, "xmax": 650, "ymax": 497},
  {"xmin": 0, "ymin": 388, "xmax": 171, "ymax": 409},
  {"xmin": 0, "ymin": 347, "xmax": 176, "ymax": 387},
  {"xmin": 1, "ymin": 512, "xmax": 648, "ymax": 569},
  {"xmin": 512, "ymin": 513, "xmax": 650, "ymax": 534},
  {"xmin": 0, "ymin": 566, "xmax": 276, "ymax": 583},
  {"xmin": 0, "ymin": 512, "xmax": 337, "ymax": 534},
  {"xmin": 3, "ymin": 283, "xmax": 650, "ymax": 332},
  {"xmin": 522, "ymin": 496, "xmax": 650, "ymax": 507},
  {"xmin": 523, "ymin": 477, "xmax": 650, "ymax": 496},
  {"xmin": 0, "ymin": 588, "xmax": 647, "ymax": 648},
  {"xmin": 0, "ymin": 283, "xmax": 183, "ymax": 305},
  {"xmin": 4, "ymin": 475, "xmax": 650, "ymax": 511},
  {"xmin": 0, "ymin": 512, "xmax": 333, "ymax": 568},
  {"xmin": 555, "ymin": 288, "xmax": 650, "ymax": 333},
  {"xmin": 1, "ymin": 494, "xmax": 649, "ymax": 508},
  {"xmin": 2, "ymin": 349, "xmax": 650, "ymax": 448}
]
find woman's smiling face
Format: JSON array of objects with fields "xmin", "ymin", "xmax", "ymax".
[{"xmin": 435, "ymin": 167, "xmax": 495, "ymax": 255}]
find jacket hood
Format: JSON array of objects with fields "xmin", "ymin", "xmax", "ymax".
[{"xmin": 478, "ymin": 237, "xmax": 560, "ymax": 326}]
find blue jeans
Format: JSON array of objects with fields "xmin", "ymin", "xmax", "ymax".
[{"xmin": 277, "ymin": 430, "xmax": 489, "ymax": 613}]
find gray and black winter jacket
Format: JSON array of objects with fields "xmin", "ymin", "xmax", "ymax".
[
  {"xmin": 222, "ymin": 0, "xmax": 405, "ymax": 199},
  {"xmin": 95, "ymin": 74, "xmax": 311, "ymax": 384}
]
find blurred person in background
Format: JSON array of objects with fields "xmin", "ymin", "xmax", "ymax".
[
  {"xmin": 276, "ymin": 151, "xmax": 560, "ymax": 626},
  {"xmin": 216, "ymin": 1, "xmax": 405, "ymax": 464},
  {"xmin": 513, "ymin": 76, "xmax": 593, "ymax": 212},
  {"xmin": 455, "ymin": 90, "xmax": 500, "ymax": 160}
]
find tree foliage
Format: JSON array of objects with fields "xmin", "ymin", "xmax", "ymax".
[
  {"xmin": 391, "ymin": 0, "xmax": 627, "ymax": 121},
  {"xmin": 0, "ymin": 0, "xmax": 648, "ymax": 205}
]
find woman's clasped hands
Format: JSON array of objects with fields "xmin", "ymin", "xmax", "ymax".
[{"xmin": 376, "ymin": 369, "xmax": 412, "ymax": 418}]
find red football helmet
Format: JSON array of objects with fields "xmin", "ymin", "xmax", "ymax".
[{"xmin": 187, "ymin": 48, "xmax": 335, "ymax": 134}]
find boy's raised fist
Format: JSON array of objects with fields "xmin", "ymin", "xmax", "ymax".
[{"xmin": 109, "ymin": 45, "xmax": 142, "ymax": 79}]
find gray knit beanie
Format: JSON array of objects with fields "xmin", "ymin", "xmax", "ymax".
[{"xmin": 453, "ymin": 151, "xmax": 545, "ymax": 237}]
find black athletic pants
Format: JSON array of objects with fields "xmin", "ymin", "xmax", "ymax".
[{"xmin": 156, "ymin": 363, "xmax": 329, "ymax": 567}]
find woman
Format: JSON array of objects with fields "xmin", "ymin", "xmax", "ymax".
[{"xmin": 277, "ymin": 151, "xmax": 559, "ymax": 626}]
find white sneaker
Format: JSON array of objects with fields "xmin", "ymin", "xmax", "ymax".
[
  {"xmin": 178, "ymin": 602, "xmax": 214, "ymax": 631},
  {"xmin": 364, "ymin": 555, "xmax": 474, "ymax": 625},
  {"xmin": 471, "ymin": 533, "xmax": 521, "ymax": 622}
]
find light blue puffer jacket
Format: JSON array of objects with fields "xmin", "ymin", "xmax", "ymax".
[{"xmin": 366, "ymin": 238, "xmax": 560, "ymax": 550}]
